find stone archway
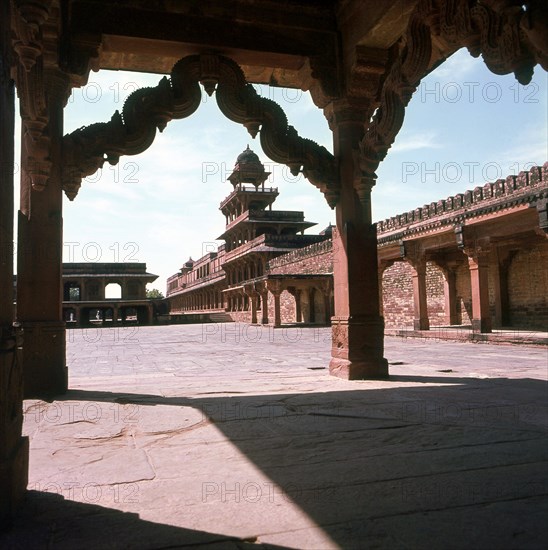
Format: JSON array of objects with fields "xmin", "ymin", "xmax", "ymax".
[
  {"xmin": 61, "ymin": 54, "xmax": 339, "ymax": 206},
  {"xmin": 3, "ymin": 0, "xmax": 547, "ymax": 528}
]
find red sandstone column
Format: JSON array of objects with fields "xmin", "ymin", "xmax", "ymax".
[
  {"xmin": 295, "ymin": 289, "xmax": 302, "ymax": 323},
  {"xmin": 249, "ymin": 291, "xmax": 258, "ymax": 324},
  {"xmin": 329, "ymin": 103, "xmax": 388, "ymax": 379},
  {"xmin": 409, "ymin": 259, "xmax": 430, "ymax": 331},
  {"xmin": 0, "ymin": 0, "xmax": 29, "ymax": 525},
  {"xmin": 465, "ymin": 246, "xmax": 492, "ymax": 333},
  {"xmin": 261, "ymin": 291, "xmax": 269, "ymax": 324},
  {"xmin": 491, "ymin": 248, "xmax": 513, "ymax": 328},
  {"xmin": 267, "ymin": 281, "xmax": 282, "ymax": 327},
  {"xmin": 443, "ymin": 267, "xmax": 458, "ymax": 325},
  {"xmin": 17, "ymin": 69, "xmax": 70, "ymax": 397},
  {"xmin": 273, "ymin": 294, "xmax": 281, "ymax": 327}
]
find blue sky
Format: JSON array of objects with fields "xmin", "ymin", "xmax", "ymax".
[{"xmin": 14, "ymin": 49, "xmax": 547, "ymax": 293}]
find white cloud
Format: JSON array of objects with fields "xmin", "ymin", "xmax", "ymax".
[
  {"xmin": 428, "ymin": 48, "xmax": 478, "ymax": 82},
  {"xmin": 391, "ymin": 131, "xmax": 443, "ymax": 153}
]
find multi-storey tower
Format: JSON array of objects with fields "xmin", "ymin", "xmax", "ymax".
[
  {"xmin": 166, "ymin": 146, "xmax": 329, "ymax": 320},
  {"xmin": 219, "ymin": 146, "xmax": 319, "ymax": 291}
]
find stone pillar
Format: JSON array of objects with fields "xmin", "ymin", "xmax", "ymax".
[
  {"xmin": 442, "ymin": 265, "xmax": 459, "ymax": 326},
  {"xmin": 17, "ymin": 68, "xmax": 70, "ymax": 398},
  {"xmin": 465, "ymin": 245, "xmax": 492, "ymax": 333},
  {"xmin": 408, "ymin": 257, "xmax": 430, "ymax": 331},
  {"xmin": 328, "ymin": 103, "xmax": 388, "ymax": 379},
  {"xmin": 309, "ymin": 287, "xmax": 316, "ymax": 324},
  {"xmin": 492, "ymin": 248, "xmax": 514, "ymax": 328},
  {"xmin": 261, "ymin": 291, "xmax": 269, "ymax": 324},
  {"xmin": 273, "ymin": 293, "xmax": 281, "ymax": 327},
  {"xmin": 295, "ymin": 289, "xmax": 302, "ymax": 323},
  {"xmin": 247, "ymin": 287, "xmax": 258, "ymax": 324},
  {"xmin": 98, "ymin": 278, "xmax": 106, "ymax": 300},
  {"xmin": 323, "ymin": 291, "xmax": 331, "ymax": 325},
  {"xmin": 318, "ymin": 280, "xmax": 332, "ymax": 326},
  {"xmin": 267, "ymin": 281, "xmax": 282, "ymax": 328},
  {"xmin": 0, "ymin": 0, "xmax": 29, "ymax": 525}
]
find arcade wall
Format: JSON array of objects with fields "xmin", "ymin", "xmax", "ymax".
[{"xmin": 381, "ymin": 242, "xmax": 548, "ymax": 330}]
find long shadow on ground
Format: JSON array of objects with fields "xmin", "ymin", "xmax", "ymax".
[{"xmin": 5, "ymin": 374, "xmax": 548, "ymax": 549}]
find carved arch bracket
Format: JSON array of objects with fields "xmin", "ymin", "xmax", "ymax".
[
  {"xmin": 358, "ymin": 0, "xmax": 547, "ymax": 185},
  {"xmin": 62, "ymin": 54, "xmax": 339, "ymax": 206}
]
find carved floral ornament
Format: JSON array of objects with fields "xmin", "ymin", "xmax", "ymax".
[
  {"xmin": 11, "ymin": 0, "xmax": 54, "ymax": 193},
  {"xmin": 358, "ymin": 0, "xmax": 547, "ymax": 192},
  {"xmin": 62, "ymin": 54, "xmax": 339, "ymax": 206}
]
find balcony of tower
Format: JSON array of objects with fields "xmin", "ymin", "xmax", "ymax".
[
  {"xmin": 219, "ymin": 184, "xmax": 279, "ymax": 213},
  {"xmin": 221, "ymin": 232, "xmax": 326, "ymax": 266},
  {"xmin": 220, "ymin": 208, "xmax": 314, "ymax": 235}
]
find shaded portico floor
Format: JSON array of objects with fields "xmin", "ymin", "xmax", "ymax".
[
  {"xmin": 3, "ymin": 325, "xmax": 547, "ymax": 549},
  {"xmin": 386, "ymin": 325, "xmax": 548, "ymax": 346}
]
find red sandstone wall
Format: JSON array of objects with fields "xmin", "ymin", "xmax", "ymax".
[
  {"xmin": 382, "ymin": 261, "xmax": 456, "ymax": 328},
  {"xmin": 266, "ymin": 290, "xmax": 296, "ymax": 324},
  {"xmin": 426, "ymin": 263, "xmax": 445, "ymax": 325},
  {"xmin": 508, "ymin": 242, "xmax": 548, "ymax": 329},
  {"xmin": 382, "ymin": 262, "xmax": 414, "ymax": 328},
  {"xmin": 268, "ymin": 241, "xmax": 332, "ymax": 276}
]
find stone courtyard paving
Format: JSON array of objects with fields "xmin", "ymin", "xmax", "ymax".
[{"xmin": 3, "ymin": 324, "xmax": 548, "ymax": 549}]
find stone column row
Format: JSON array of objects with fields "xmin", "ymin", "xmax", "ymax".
[{"xmin": 379, "ymin": 240, "xmax": 522, "ymax": 333}]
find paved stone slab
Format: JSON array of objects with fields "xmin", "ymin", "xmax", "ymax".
[{"xmin": 2, "ymin": 325, "xmax": 547, "ymax": 549}]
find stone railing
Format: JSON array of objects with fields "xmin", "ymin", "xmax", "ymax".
[
  {"xmin": 248, "ymin": 209, "xmax": 305, "ymax": 221},
  {"xmin": 166, "ymin": 270, "xmax": 225, "ymax": 297},
  {"xmin": 223, "ymin": 208, "xmax": 305, "ymax": 233},
  {"xmin": 377, "ymin": 163, "xmax": 547, "ymax": 235},
  {"xmin": 219, "ymin": 186, "xmax": 278, "ymax": 209},
  {"xmin": 223, "ymin": 233, "xmax": 325, "ymax": 264}
]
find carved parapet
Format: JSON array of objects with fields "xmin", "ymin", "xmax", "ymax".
[
  {"xmin": 62, "ymin": 54, "xmax": 339, "ymax": 206},
  {"xmin": 376, "ymin": 163, "xmax": 548, "ymax": 237}
]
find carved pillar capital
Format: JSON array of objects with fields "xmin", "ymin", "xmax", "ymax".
[
  {"xmin": 44, "ymin": 67, "xmax": 72, "ymax": 106},
  {"xmin": 11, "ymin": 0, "xmax": 52, "ymax": 72},
  {"xmin": 324, "ymin": 99, "xmax": 371, "ymax": 131},
  {"xmin": 400, "ymin": 241, "xmax": 426, "ymax": 270},
  {"xmin": 266, "ymin": 279, "xmax": 282, "ymax": 296},
  {"xmin": 463, "ymin": 240, "xmax": 492, "ymax": 264}
]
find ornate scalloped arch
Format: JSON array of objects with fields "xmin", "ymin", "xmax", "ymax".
[{"xmin": 62, "ymin": 54, "xmax": 339, "ymax": 206}]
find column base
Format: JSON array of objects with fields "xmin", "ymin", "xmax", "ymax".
[
  {"xmin": 472, "ymin": 318, "xmax": 492, "ymax": 333},
  {"xmin": 329, "ymin": 357, "xmax": 389, "ymax": 380},
  {"xmin": 329, "ymin": 315, "xmax": 389, "ymax": 380},
  {"xmin": 20, "ymin": 321, "xmax": 68, "ymax": 398},
  {"xmin": 413, "ymin": 318, "xmax": 430, "ymax": 331},
  {"xmin": 0, "ymin": 436, "xmax": 29, "ymax": 530}
]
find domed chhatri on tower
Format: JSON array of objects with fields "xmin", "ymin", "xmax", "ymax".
[{"xmin": 228, "ymin": 145, "xmax": 270, "ymax": 189}]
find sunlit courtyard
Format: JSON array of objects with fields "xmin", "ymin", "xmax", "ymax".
[{"xmin": 5, "ymin": 325, "xmax": 547, "ymax": 549}]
